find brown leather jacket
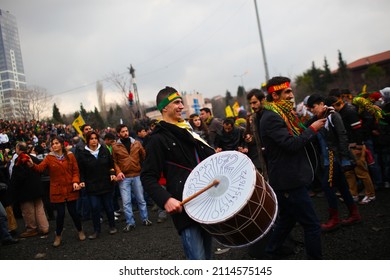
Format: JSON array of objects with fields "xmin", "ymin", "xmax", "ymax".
[{"xmin": 112, "ymin": 137, "xmax": 145, "ymax": 178}]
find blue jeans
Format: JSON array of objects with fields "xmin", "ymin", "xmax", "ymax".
[
  {"xmin": 88, "ymin": 192, "xmax": 115, "ymax": 232},
  {"xmin": 180, "ymin": 224, "xmax": 212, "ymax": 260},
  {"xmin": 118, "ymin": 176, "xmax": 148, "ymax": 225},
  {"xmin": 265, "ymin": 186, "xmax": 322, "ymax": 259}
]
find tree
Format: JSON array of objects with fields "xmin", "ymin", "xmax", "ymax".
[
  {"xmin": 323, "ymin": 57, "xmax": 333, "ymax": 85},
  {"xmin": 236, "ymin": 86, "xmax": 246, "ymax": 109},
  {"xmin": 79, "ymin": 103, "xmax": 88, "ymax": 121},
  {"xmin": 92, "ymin": 107, "xmax": 105, "ymax": 129},
  {"xmin": 225, "ymin": 90, "xmax": 233, "ymax": 106},
  {"xmin": 364, "ymin": 64, "xmax": 387, "ymax": 90},
  {"xmin": 106, "ymin": 71, "xmax": 136, "ymax": 124},
  {"xmin": 336, "ymin": 50, "xmax": 350, "ymax": 88},
  {"xmin": 25, "ymin": 86, "xmax": 52, "ymax": 120},
  {"xmin": 52, "ymin": 103, "xmax": 64, "ymax": 123},
  {"xmin": 310, "ymin": 61, "xmax": 326, "ymax": 93},
  {"xmin": 96, "ymin": 80, "xmax": 107, "ymax": 119}
]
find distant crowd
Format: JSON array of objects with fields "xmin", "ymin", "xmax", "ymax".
[{"xmin": 0, "ymin": 83, "xmax": 390, "ymax": 260}]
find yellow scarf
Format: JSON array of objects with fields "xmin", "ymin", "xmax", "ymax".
[{"xmin": 174, "ymin": 120, "xmax": 211, "ymax": 147}]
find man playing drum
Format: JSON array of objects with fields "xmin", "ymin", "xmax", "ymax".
[
  {"xmin": 141, "ymin": 86, "xmax": 215, "ymax": 260},
  {"xmin": 259, "ymin": 76, "xmax": 326, "ymax": 259}
]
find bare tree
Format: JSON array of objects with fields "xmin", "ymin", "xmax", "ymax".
[
  {"xmin": 96, "ymin": 80, "xmax": 106, "ymax": 119},
  {"xmin": 105, "ymin": 72, "xmax": 134, "ymax": 123},
  {"xmin": 26, "ymin": 86, "xmax": 52, "ymax": 120},
  {"xmin": 106, "ymin": 72, "xmax": 130, "ymax": 103}
]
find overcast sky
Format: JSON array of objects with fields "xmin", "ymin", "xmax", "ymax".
[{"xmin": 1, "ymin": 0, "xmax": 389, "ymax": 115}]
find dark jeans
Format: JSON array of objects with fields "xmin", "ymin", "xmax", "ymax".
[
  {"xmin": 366, "ymin": 139, "xmax": 383, "ymax": 187},
  {"xmin": 266, "ymin": 186, "xmax": 322, "ymax": 259},
  {"xmin": 54, "ymin": 200, "xmax": 82, "ymax": 236},
  {"xmin": 112, "ymin": 183, "xmax": 121, "ymax": 212},
  {"xmin": 322, "ymin": 162, "xmax": 354, "ymax": 209},
  {"xmin": 0, "ymin": 201, "xmax": 13, "ymax": 242},
  {"xmin": 76, "ymin": 188, "xmax": 91, "ymax": 220},
  {"xmin": 88, "ymin": 192, "xmax": 115, "ymax": 233}
]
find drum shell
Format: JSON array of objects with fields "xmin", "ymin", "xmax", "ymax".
[{"xmin": 201, "ymin": 171, "xmax": 277, "ymax": 247}]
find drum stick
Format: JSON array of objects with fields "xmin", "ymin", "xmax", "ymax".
[{"xmin": 180, "ymin": 179, "xmax": 220, "ymax": 206}]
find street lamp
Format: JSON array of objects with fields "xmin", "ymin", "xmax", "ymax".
[{"xmin": 233, "ymin": 71, "xmax": 248, "ymax": 88}]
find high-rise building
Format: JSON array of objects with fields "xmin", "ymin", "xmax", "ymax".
[{"xmin": 0, "ymin": 9, "xmax": 28, "ymax": 119}]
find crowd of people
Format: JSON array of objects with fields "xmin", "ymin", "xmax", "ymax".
[{"xmin": 0, "ymin": 81, "xmax": 389, "ymax": 260}]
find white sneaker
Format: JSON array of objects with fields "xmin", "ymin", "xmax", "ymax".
[{"xmin": 359, "ymin": 195, "xmax": 376, "ymax": 205}]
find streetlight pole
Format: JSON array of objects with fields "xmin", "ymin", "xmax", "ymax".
[
  {"xmin": 234, "ymin": 71, "xmax": 248, "ymax": 89},
  {"xmin": 254, "ymin": 0, "xmax": 270, "ymax": 82}
]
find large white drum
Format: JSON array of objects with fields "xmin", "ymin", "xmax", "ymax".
[{"xmin": 183, "ymin": 151, "xmax": 278, "ymax": 248}]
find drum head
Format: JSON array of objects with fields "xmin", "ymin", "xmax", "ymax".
[{"xmin": 183, "ymin": 151, "xmax": 256, "ymax": 224}]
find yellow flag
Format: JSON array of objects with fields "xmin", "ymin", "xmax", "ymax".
[
  {"xmin": 225, "ymin": 105, "xmax": 234, "ymax": 118},
  {"xmin": 72, "ymin": 114, "xmax": 85, "ymax": 137},
  {"xmin": 232, "ymin": 101, "xmax": 240, "ymax": 117},
  {"xmin": 362, "ymin": 84, "xmax": 367, "ymax": 94}
]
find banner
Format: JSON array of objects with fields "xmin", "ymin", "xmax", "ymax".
[
  {"xmin": 72, "ymin": 114, "xmax": 85, "ymax": 137},
  {"xmin": 232, "ymin": 101, "xmax": 240, "ymax": 117},
  {"xmin": 225, "ymin": 105, "xmax": 234, "ymax": 118}
]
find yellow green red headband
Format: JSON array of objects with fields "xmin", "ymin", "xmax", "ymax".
[{"xmin": 157, "ymin": 92, "xmax": 181, "ymax": 112}]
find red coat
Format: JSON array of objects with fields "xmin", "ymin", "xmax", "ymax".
[{"xmin": 32, "ymin": 152, "xmax": 80, "ymax": 203}]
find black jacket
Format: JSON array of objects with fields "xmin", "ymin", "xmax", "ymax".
[
  {"xmin": 338, "ymin": 103, "xmax": 364, "ymax": 145},
  {"xmin": 259, "ymin": 110, "xmax": 318, "ymax": 191},
  {"xmin": 11, "ymin": 154, "xmax": 43, "ymax": 203},
  {"xmin": 141, "ymin": 121, "xmax": 215, "ymax": 234},
  {"xmin": 214, "ymin": 126, "xmax": 245, "ymax": 151},
  {"xmin": 77, "ymin": 145, "xmax": 115, "ymax": 196}
]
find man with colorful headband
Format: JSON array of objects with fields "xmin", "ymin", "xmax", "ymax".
[
  {"xmin": 259, "ymin": 76, "xmax": 326, "ymax": 259},
  {"xmin": 141, "ymin": 86, "xmax": 215, "ymax": 259}
]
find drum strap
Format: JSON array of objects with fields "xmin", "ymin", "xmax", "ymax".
[{"xmin": 166, "ymin": 161, "xmax": 193, "ymax": 172}]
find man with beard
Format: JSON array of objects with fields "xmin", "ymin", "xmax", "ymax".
[
  {"xmin": 246, "ymin": 88, "xmax": 268, "ymax": 180},
  {"xmin": 259, "ymin": 76, "xmax": 326, "ymax": 259},
  {"xmin": 112, "ymin": 124, "xmax": 152, "ymax": 232}
]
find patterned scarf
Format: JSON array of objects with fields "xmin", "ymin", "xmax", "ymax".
[
  {"xmin": 352, "ymin": 96, "xmax": 386, "ymax": 124},
  {"xmin": 264, "ymin": 100, "xmax": 305, "ymax": 136}
]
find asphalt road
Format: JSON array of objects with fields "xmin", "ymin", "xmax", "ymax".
[{"xmin": 1, "ymin": 188, "xmax": 390, "ymax": 260}]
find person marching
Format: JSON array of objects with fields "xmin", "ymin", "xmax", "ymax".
[
  {"xmin": 259, "ymin": 76, "xmax": 326, "ymax": 259},
  {"xmin": 141, "ymin": 86, "xmax": 215, "ymax": 260},
  {"xmin": 306, "ymin": 94, "xmax": 362, "ymax": 231},
  {"xmin": 27, "ymin": 136, "xmax": 85, "ymax": 247},
  {"xmin": 77, "ymin": 131, "xmax": 117, "ymax": 240}
]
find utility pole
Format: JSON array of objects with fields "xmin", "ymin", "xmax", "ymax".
[
  {"xmin": 254, "ymin": 0, "xmax": 270, "ymax": 82},
  {"xmin": 128, "ymin": 64, "xmax": 142, "ymax": 119}
]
